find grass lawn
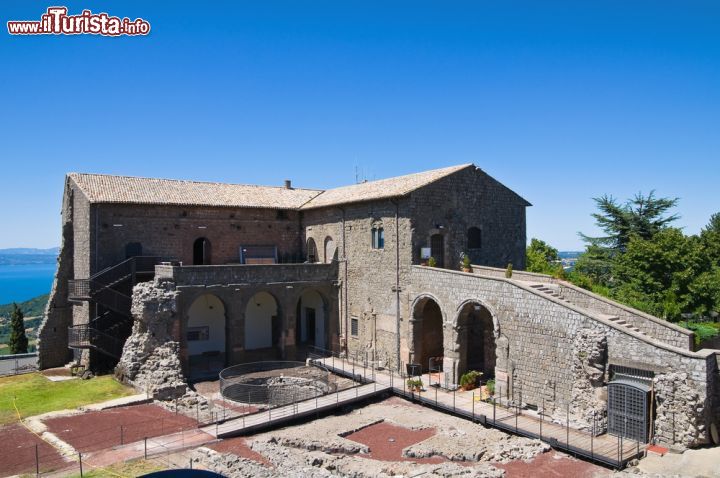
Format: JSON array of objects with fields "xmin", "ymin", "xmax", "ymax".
[
  {"xmin": 61, "ymin": 458, "xmax": 166, "ymax": 478},
  {"xmin": 0, "ymin": 373, "xmax": 134, "ymax": 425}
]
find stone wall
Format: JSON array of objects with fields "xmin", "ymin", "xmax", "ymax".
[
  {"xmin": 408, "ymin": 166, "xmax": 528, "ymax": 270},
  {"xmin": 37, "ymin": 181, "xmax": 75, "ymax": 368},
  {"xmin": 408, "ymin": 265, "xmax": 719, "ymax": 447},
  {"xmin": 302, "ymin": 201, "xmax": 412, "ymax": 371},
  {"xmin": 115, "ymin": 279, "xmax": 187, "ymax": 398},
  {"xmin": 92, "ymin": 203, "xmax": 304, "ymax": 271}
]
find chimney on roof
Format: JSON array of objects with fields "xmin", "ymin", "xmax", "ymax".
[{"xmin": 284, "ymin": 179, "xmax": 292, "ymax": 189}]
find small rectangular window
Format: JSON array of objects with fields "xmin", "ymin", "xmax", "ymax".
[
  {"xmin": 187, "ymin": 326, "xmax": 209, "ymax": 341},
  {"xmin": 350, "ymin": 318, "xmax": 359, "ymax": 337},
  {"xmin": 371, "ymin": 227, "xmax": 385, "ymax": 249}
]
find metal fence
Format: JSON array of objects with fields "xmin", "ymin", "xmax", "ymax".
[
  {"xmin": 219, "ymin": 361, "xmax": 335, "ymax": 408},
  {"xmin": 0, "ymin": 352, "xmax": 38, "ymax": 376}
]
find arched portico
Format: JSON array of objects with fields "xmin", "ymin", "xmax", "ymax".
[
  {"xmin": 186, "ymin": 293, "xmax": 226, "ymax": 379},
  {"xmin": 245, "ymin": 291, "xmax": 280, "ymax": 352},
  {"xmin": 453, "ymin": 300, "xmax": 497, "ymax": 381},
  {"xmin": 409, "ymin": 295, "xmax": 445, "ymax": 373},
  {"xmin": 295, "ymin": 288, "xmax": 329, "ymax": 351}
]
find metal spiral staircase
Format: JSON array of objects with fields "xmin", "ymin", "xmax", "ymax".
[{"xmin": 67, "ymin": 256, "xmax": 159, "ymax": 360}]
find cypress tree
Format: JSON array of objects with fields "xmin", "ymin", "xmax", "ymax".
[{"xmin": 8, "ymin": 303, "xmax": 28, "ymax": 354}]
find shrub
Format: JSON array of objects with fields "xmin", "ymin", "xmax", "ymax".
[
  {"xmin": 485, "ymin": 378, "xmax": 495, "ymax": 395},
  {"xmin": 505, "ymin": 263, "xmax": 513, "ymax": 278},
  {"xmin": 459, "ymin": 370, "xmax": 482, "ymax": 389},
  {"xmin": 461, "ymin": 254, "xmax": 472, "ymax": 271},
  {"xmin": 427, "ymin": 256, "xmax": 437, "ymax": 267},
  {"xmin": 406, "ymin": 378, "xmax": 423, "ymax": 390}
]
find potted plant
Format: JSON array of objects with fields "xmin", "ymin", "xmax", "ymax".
[
  {"xmin": 505, "ymin": 263, "xmax": 513, "ymax": 278},
  {"xmin": 460, "ymin": 253, "xmax": 473, "ymax": 273},
  {"xmin": 459, "ymin": 370, "xmax": 482, "ymax": 391},
  {"xmin": 406, "ymin": 378, "xmax": 423, "ymax": 392},
  {"xmin": 427, "ymin": 256, "xmax": 437, "ymax": 268},
  {"xmin": 480, "ymin": 378, "xmax": 495, "ymax": 400}
]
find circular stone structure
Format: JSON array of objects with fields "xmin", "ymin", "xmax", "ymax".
[{"xmin": 219, "ymin": 361, "xmax": 334, "ymax": 408}]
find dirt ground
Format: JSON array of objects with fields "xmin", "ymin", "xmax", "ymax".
[
  {"xmin": 0, "ymin": 423, "xmax": 68, "ymax": 476},
  {"xmin": 42, "ymin": 403, "xmax": 198, "ymax": 453}
]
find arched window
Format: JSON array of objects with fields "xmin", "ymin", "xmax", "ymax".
[
  {"xmin": 467, "ymin": 227, "xmax": 482, "ymax": 249},
  {"xmin": 307, "ymin": 238, "xmax": 318, "ymax": 263},
  {"xmin": 324, "ymin": 236, "xmax": 336, "ymax": 263},
  {"xmin": 193, "ymin": 238, "xmax": 211, "ymax": 265},
  {"xmin": 371, "ymin": 226, "xmax": 384, "ymax": 249}
]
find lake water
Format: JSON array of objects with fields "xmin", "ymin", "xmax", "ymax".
[{"xmin": 0, "ymin": 263, "xmax": 57, "ymax": 304}]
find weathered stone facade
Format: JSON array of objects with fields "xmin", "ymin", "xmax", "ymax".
[{"xmin": 38, "ymin": 164, "xmax": 720, "ymax": 449}]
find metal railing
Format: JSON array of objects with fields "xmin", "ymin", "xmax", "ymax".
[
  {"xmin": 219, "ymin": 361, "xmax": 335, "ymax": 408},
  {"xmin": 67, "ymin": 325, "xmax": 125, "ymax": 358}
]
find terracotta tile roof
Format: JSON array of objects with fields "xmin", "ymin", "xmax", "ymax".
[
  {"xmin": 300, "ymin": 164, "xmax": 474, "ymax": 209},
  {"xmin": 68, "ymin": 173, "xmax": 323, "ymax": 209},
  {"xmin": 68, "ymin": 164, "xmax": 524, "ymax": 210}
]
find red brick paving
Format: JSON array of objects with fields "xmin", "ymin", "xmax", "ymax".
[
  {"xmin": 0, "ymin": 423, "xmax": 68, "ymax": 476},
  {"xmin": 210, "ymin": 436, "xmax": 273, "ymax": 467},
  {"xmin": 345, "ymin": 421, "xmax": 445, "ymax": 464},
  {"xmin": 42, "ymin": 404, "xmax": 197, "ymax": 453},
  {"xmin": 495, "ymin": 450, "xmax": 607, "ymax": 477}
]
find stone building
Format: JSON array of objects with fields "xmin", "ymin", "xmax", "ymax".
[{"xmin": 38, "ymin": 163, "xmax": 719, "ymax": 449}]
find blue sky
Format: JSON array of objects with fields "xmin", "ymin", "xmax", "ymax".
[{"xmin": 1, "ymin": 1, "xmax": 718, "ymax": 250}]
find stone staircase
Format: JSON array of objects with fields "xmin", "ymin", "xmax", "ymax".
[{"xmin": 527, "ymin": 283, "xmax": 648, "ymax": 337}]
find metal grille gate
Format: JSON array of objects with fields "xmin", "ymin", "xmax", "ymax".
[{"xmin": 608, "ymin": 379, "xmax": 650, "ymax": 443}]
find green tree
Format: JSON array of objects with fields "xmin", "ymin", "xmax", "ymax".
[
  {"xmin": 526, "ymin": 238, "xmax": 563, "ymax": 275},
  {"xmin": 8, "ymin": 303, "xmax": 29, "ymax": 354},
  {"xmin": 580, "ymin": 191, "xmax": 679, "ymax": 252}
]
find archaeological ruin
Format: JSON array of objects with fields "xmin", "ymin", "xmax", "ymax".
[{"xmin": 37, "ymin": 164, "xmax": 720, "ymax": 450}]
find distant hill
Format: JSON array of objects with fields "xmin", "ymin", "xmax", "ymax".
[
  {"xmin": 0, "ymin": 294, "xmax": 48, "ymax": 353},
  {"xmin": 0, "ymin": 294, "xmax": 49, "ymax": 318},
  {"xmin": 558, "ymin": 251, "xmax": 582, "ymax": 259},
  {"xmin": 0, "ymin": 247, "xmax": 59, "ymax": 255}
]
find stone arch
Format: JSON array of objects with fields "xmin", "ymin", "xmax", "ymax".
[
  {"xmin": 307, "ymin": 238, "xmax": 318, "ymax": 263},
  {"xmin": 453, "ymin": 300, "xmax": 497, "ymax": 380},
  {"xmin": 295, "ymin": 288, "xmax": 329, "ymax": 350},
  {"xmin": 187, "ymin": 293, "xmax": 226, "ymax": 378},
  {"xmin": 409, "ymin": 294, "xmax": 446, "ymax": 373},
  {"xmin": 324, "ymin": 236, "xmax": 336, "ymax": 263},
  {"xmin": 245, "ymin": 291, "xmax": 280, "ymax": 351}
]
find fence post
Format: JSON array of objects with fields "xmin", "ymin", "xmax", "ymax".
[
  {"xmin": 196, "ymin": 403, "xmax": 199, "ymax": 426},
  {"xmin": 493, "ymin": 397, "xmax": 496, "ymax": 424},
  {"xmin": 35, "ymin": 443, "xmax": 39, "ymax": 477},
  {"xmin": 591, "ymin": 415, "xmax": 595, "ymax": 460},
  {"xmin": 78, "ymin": 452, "xmax": 83, "ymax": 477},
  {"xmin": 120, "ymin": 425, "xmax": 124, "ymax": 445},
  {"xmin": 540, "ymin": 400, "xmax": 543, "ymax": 440},
  {"xmin": 190, "ymin": 458, "xmax": 193, "ymax": 470},
  {"xmin": 566, "ymin": 404, "xmax": 570, "ymax": 449},
  {"xmin": 620, "ymin": 435, "xmax": 624, "ymax": 465},
  {"xmin": 472, "ymin": 392, "xmax": 475, "ymax": 419},
  {"xmin": 453, "ymin": 387, "xmax": 456, "ymax": 411},
  {"xmin": 144, "ymin": 437, "xmax": 148, "ymax": 459},
  {"xmin": 435, "ymin": 385, "xmax": 438, "ymax": 406}
]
